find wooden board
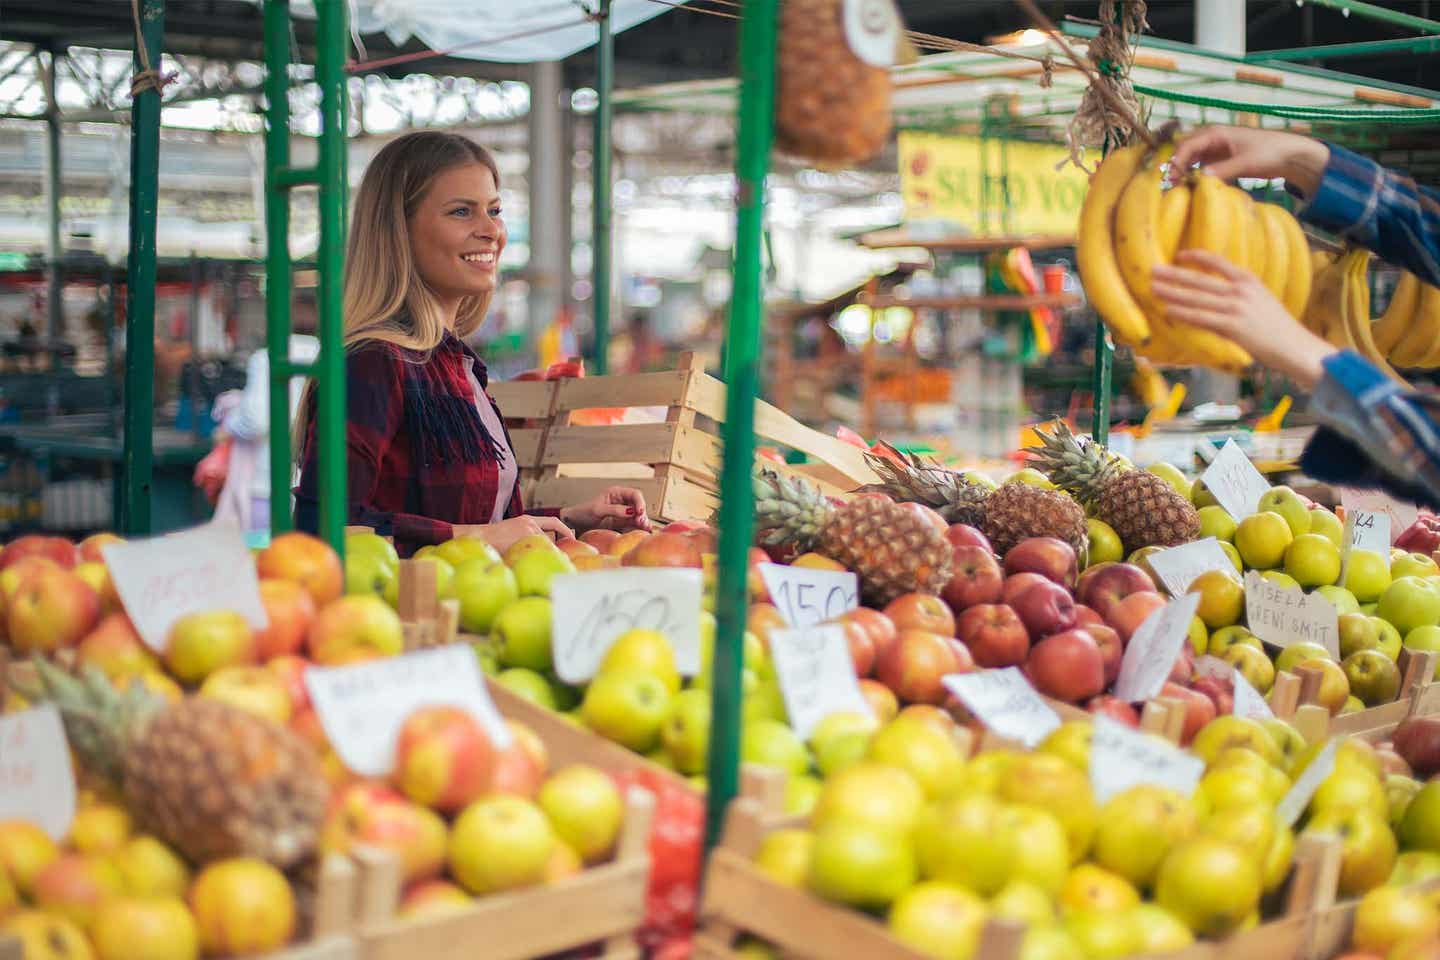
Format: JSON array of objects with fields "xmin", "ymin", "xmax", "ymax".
[
  {"xmin": 488, "ymin": 380, "xmax": 558, "ymax": 419},
  {"xmin": 1318, "ymin": 649, "xmax": 1437, "ymax": 740}
]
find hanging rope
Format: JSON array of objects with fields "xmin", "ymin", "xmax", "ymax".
[{"xmin": 129, "ymin": 0, "xmax": 177, "ymax": 97}]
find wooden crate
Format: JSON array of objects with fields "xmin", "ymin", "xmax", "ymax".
[
  {"xmin": 1284, "ymin": 649, "xmax": 1438, "ymax": 741},
  {"xmin": 347, "ymin": 789, "xmax": 656, "ymax": 960},
  {"xmin": 489, "ymin": 355, "xmax": 880, "ymax": 524}
]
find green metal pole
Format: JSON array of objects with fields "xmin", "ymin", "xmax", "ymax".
[
  {"xmin": 591, "ymin": 0, "xmax": 613, "ymax": 375},
  {"xmin": 1296, "ymin": 0, "xmax": 1440, "ymax": 34},
  {"xmin": 314, "ymin": 0, "xmax": 348, "ymax": 560},
  {"xmin": 122, "ymin": 0, "xmax": 164, "ymax": 535},
  {"xmin": 264, "ymin": 0, "xmax": 295, "ymax": 536},
  {"xmin": 1248, "ymin": 35, "xmax": 1440, "ymax": 62},
  {"xmin": 704, "ymin": 0, "xmax": 777, "ymax": 855}
]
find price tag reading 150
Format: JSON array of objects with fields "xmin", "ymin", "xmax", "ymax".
[
  {"xmin": 759, "ymin": 563, "xmax": 860, "ymax": 628},
  {"xmin": 549, "ymin": 569, "xmax": 702, "ymax": 684}
]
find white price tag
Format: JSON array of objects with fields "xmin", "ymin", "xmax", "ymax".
[
  {"xmin": 1278, "ymin": 738, "xmax": 1339, "ymax": 826},
  {"xmin": 305, "ymin": 645, "xmax": 510, "ymax": 778},
  {"xmin": 550, "ymin": 569, "xmax": 702, "ymax": 684},
  {"xmin": 1200, "ymin": 440, "xmax": 1271, "ymax": 521},
  {"xmin": 0, "ymin": 706, "xmax": 76, "ymax": 841},
  {"xmin": 1089, "ymin": 715, "xmax": 1204, "ymax": 805},
  {"xmin": 102, "ymin": 521, "xmax": 267, "ymax": 654},
  {"xmin": 1340, "ymin": 487, "xmax": 1419, "ymax": 543},
  {"xmin": 1244, "ymin": 571, "xmax": 1339, "ymax": 657},
  {"xmin": 1114, "ymin": 593, "xmax": 1201, "ymax": 702},
  {"xmin": 1148, "ymin": 538, "xmax": 1236, "ymax": 596},
  {"xmin": 942, "ymin": 667, "xmax": 1061, "ymax": 747},
  {"xmin": 759, "ymin": 563, "xmax": 859, "ymax": 628},
  {"xmin": 842, "ymin": 0, "xmax": 905, "ymax": 66},
  {"xmin": 1193, "ymin": 655, "xmax": 1274, "ymax": 720},
  {"xmin": 1344, "ymin": 510, "xmax": 1391, "ymax": 555},
  {"xmin": 768, "ymin": 625, "xmax": 872, "ymax": 740}
]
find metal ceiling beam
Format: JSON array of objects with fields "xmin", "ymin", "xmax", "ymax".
[{"xmin": 1247, "ymin": 35, "xmax": 1440, "ymax": 62}]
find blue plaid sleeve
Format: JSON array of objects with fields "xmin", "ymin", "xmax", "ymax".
[
  {"xmin": 1300, "ymin": 350, "xmax": 1440, "ymax": 509},
  {"xmin": 1303, "ymin": 143, "xmax": 1440, "ymax": 287}
]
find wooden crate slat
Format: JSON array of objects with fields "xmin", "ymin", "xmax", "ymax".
[
  {"xmin": 528, "ymin": 477, "xmax": 668, "ymax": 514},
  {"xmin": 490, "ymin": 380, "xmax": 558, "ymax": 419},
  {"xmin": 507, "ymin": 428, "xmax": 545, "ymax": 469},
  {"xmin": 552, "ymin": 370, "xmax": 693, "ymax": 412},
  {"xmin": 555, "ymin": 462, "xmax": 656, "ymax": 480},
  {"xmin": 751, "ymin": 396, "xmax": 878, "ymax": 486},
  {"xmin": 661, "ymin": 473, "xmax": 720, "ymax": 525},
  {"xmin": 541, "ymin": 422, "xmax": 684, "ymax": 466},
  {"xmin": 687, "ymin": 371, "xmax": 729, "ymax": 422},
  {"xmin": 673, "ymin": 426, "xmax": 723, "ymax": 478}
]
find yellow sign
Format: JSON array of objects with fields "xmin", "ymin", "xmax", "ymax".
[{"xmin": 898, "ymin": 131, "xmax": 1089, "ymax": 236}]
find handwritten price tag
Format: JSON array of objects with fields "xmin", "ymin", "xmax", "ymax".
[
  {"xmin": 1193, "ymin": 655, "xmax": 1275, "ymax": 720},
  {"xmin": 759, "ymin": 564, "xmax": 859, "ymax": 628},
  {"xmin": 102, "ymin": 521, "xmax": 267, "ymax": 654},
  {"xmin": 1278, "ymin": 738, "xmax": 1338, "ymax": 826},
  {"xmin": 1148, "ymin": 538, "xmax": 1236, "ymax": 596},
  {"xmin": 1344, "ymin": 510, "xmax": 1391, "ymax": 556},
  {"xmin": 550, "ymin": 569, "xmax": 702, "ymax": 684},
  {"xmin": 1089, "ymin": 715, "xmax": 1204, "ymax": 805},
  {"xmin": 305, "ymin": 645, "xmax": 510, "ymax": 778},
  {"xmin": 942, "ymin": 668, "xmax": 1061, "ymax": 747},
  {"xmin": 0, "ymin": 706, "xmax": 76, "ymax": 840},
  {"xmin": 1200, "ymin": 440, "xmax": 1271, "ymax": 521},
  {"xmin": 768, "ymin": 625, "xmax": 872, "ymax": 740},
  {"xmin": 1340, "ymin": 487, "xmax": 1419, "ymax": 543},
  {"xmin": 1244, "ymin": 571, "xmax": 1339, "ymax": 657},
  {"xmin": 1114, "ymin": 593, "xmax": 1201, "ymax": 702}
]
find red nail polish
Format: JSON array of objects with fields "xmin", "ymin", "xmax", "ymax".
[{"xmin": 627, "ymin": 507, "xmax": 636, "ymax": 516}]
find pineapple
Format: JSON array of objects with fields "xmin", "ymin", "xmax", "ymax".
[
  {"xmin": 1027, "ymin": 420, "xmax": 1200, "ymax": 552},
  {"xmin": 979, "ymin": 481, "xmax": 1090, "ymax": 560},
  {"xmin": 16, "ymin": 659, "xmax": 327, "ymax": 870},
  {"xmin": 861, "ymin": 449, "xmax": 993, "ymax": 528},
  {"xmin": 751, "ymin": 467, "xmax": 952, "ymax": 605}
]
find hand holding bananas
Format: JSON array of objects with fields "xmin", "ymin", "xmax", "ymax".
[
  {"xmin": 1171, "ymin": 125, "xmax": 1330, "ymax": 198},
  {"xmin": 1151, "ymin": 251, "xmax": 1335, "ymax": 389}
]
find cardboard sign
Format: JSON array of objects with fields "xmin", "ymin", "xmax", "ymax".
[
  {"xmin": 1278, "ymin": 738, "xmax": 1339, "ymax": 826},
  {"xmin": 1200, "ymin": 440, "xmax": 1271, "ymax": 521},
  {"xmin": 550, "ymin": 569, "xmax": 702, "ymax": 684},
  {"xmin": 1089, "ymin": 715, "xmax": 1204, "ymax": 806},
  {"xmin": 1148, "ymin": 538, "xmax": 1236, "ymax": 597},
  {"xmin": 1244, "ymin": 571, "xmax": 1339, "ymax": 657},
  {"xmin": 759, "ymin": 564, "xmax": 859, "ymax": 629},
  {"xmin": 1193, "ymin": 655, "xmax": 1275, "ymax": 720},
  {"xmin": 0, "ymin": 706, "xmax": 76, "ymax": 841},
  {"xmin": 843, "ymin": 0, "xmax": 905, "ymax": 66},
  {"xmin": 942, "ymin": 667, "xmax": 1061, "ymax": 747},
  {"xmin": 305, "ymin": 645, "xmax": 511, "ymax": 778},
  {"xmin": 1114, "ymin": 593, "xmax": 1201, "ymax": 702},
  {"xmin": 1344, "ymin": 510, "xmax": 1391, "ymax": 556},
  {"xmin": 1340, "ymin": 487, "xmax": 1419, "ymax": 543},
  {"xmin": 102, "ymin": 521, "xmax": 268, "ymax": 654},
  {"xmin": 768, "ymin": 625, "xmax": 872, "ymax": 740}
]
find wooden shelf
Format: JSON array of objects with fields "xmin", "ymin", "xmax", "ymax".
[
  {"xmin": 862, "ymin": 292, "xmax": 1080, "ymax": 310},
  {"xmin": 855, "ymin": 229, "xmax": 1076, "ymax": 252}
]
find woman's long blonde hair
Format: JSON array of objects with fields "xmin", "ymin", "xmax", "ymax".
[{"xmin": 294, "ymin": 132, "xmax": 501, "ymax": 452}]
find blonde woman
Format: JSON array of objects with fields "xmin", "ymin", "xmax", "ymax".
[{"xmin": 293, "ymin": 132, "xmax": 650, "ymax": 555}]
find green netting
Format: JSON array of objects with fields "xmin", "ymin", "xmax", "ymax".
[{"xmin": 1129, "ymin": 81, "xmax": 1440, "ymax": 125}]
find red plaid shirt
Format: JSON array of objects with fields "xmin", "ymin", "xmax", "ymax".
[{"xmin": 294, "ymin": 333, "xmax": 530, "ymax": 555}]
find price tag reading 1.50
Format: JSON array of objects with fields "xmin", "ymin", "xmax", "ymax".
[
  {"xmin": 759, "ymin": 564, "xmax": 859, "ymax": 628},
  {"xmin": 549, "ymin": 569, "xmax": 702, "ymax": 684}
]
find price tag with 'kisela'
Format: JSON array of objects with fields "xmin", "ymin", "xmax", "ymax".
[
  {"xmin": 942, "ymin": 667, "xmax": 1061, "ymax": 747},
  {"xmin": 0, "ymin": 706, "xmax": 76, "ymax": 840},
  {"xmin": 1200, "ymin": 440, "xmax": 1271, "ymax": 522},
  {"xmin": 759, "ymin": 563, "xmax": 859, "ymax": 629},
  {"xmin": 1113, "ymin": 593, "xmax": 1201, "ymax": 702},
  {"xmin": 1089, "ymin": 715, "xmax": 1204, "ymax": 806},
  {"xmin": 768, "ymin": 624, "xmax": 872, "ymax": 740},
  {"xmin": 549, "ymin": 569, "xmax": 701, "ymax": 684},
  {"xmin": 1243, "ymin": 570, "xmax": 1339, "ymax": 657}
]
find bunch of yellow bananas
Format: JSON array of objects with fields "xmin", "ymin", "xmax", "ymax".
[
  {"xmin": 1077, "ymin": 141, "xmax": 1312, "ymax": 373},
  {"xmin": 1358, "ymin": 262, "xmax": 1440, "ymax": 375},
  {"xmin": 1301, "ymin": 250, "xmax": 1406, "ymax": 385}
]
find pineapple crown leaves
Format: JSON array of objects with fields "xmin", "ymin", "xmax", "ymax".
[{"xmin": 19, "ymin": 657, "xmax": 164, "ymax": 784}]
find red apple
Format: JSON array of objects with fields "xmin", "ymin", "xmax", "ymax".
[
  {"xmin": 621, "ymin": 532, "xmax": 701, "ymax": 569},
  {"xmin": 1011, "ymin": 580, "xmax": 1077, "ymax": 639},
  {"xmin": 945, "ymin": 637, "xmax": 976, "ymax": 674},
  {"xmin": 254, "ymin": 578, "xmax": 316, "ymax": 661},
  {"xmin": 955, "ymin": 603, "xmax": 1029, "ymax": 668},
  {"xmin": 1191, "ymin": 675, "xmax": 1234, "ymax": 718},
  {"xmin": 1074, "ymin": 604, "xmax": 1104, "ymax": 628},
  {"xmin": 662, "ymin": 521, "xmax": 706, "ymax": 535},
  {"xmin": 1169, "ymin": 649, "xmax": 1195, "ymax": 685},
  {"xmin": 874, "ymin": 629, "xmax": 960, "ymax": 705},
  {"xmin": 685, "ymin": 528, "xmax": 719, "ymax": 555},
  {"xmin": 746, "ymin": 546, "xmax": 772, "ymax": 602},
  {"xmin": 1106, "ymin": 591, "xmax": 1169, "ymax": 645},
  {"xmin": 945, "ymin": 524, "xmax": 994, "ymax": 554},
  {"xmin": 1087, "ymin": 695, "xmax": 1140, "ymax": 727},
  {"xmin": 579, "ymin": 529, "xmax": 620, "ymax": 552},
  {"xmin": 1024, "ymin": 629, "xmax": 1105, "ymax": 703},
  {"xmin": 883, "ymin": 592, "xmax": 956, "ymax": 637},
  {"xmin": 0, "ymin": 535, "xmax": 77, "ymax": 571},
  {"xmin": 555, "ymin": 538, "xmax": 600, "ymax": 561},
  {"xmin": 941, "ymin": 545, "xmax": 1004, "ymax": 613},
  {"xmin": 393, "ymin": 706, "xmax": 495, "ymax": 813},
  {"xmin": 858, "ymin": 678, "xmax": 899, "ymax": 722},
  {"xmin": 843, "ymin": 607, "xmax": 898, "ymax": 665},
  {"xmin": 900, "ymin": 501, "xmax": 949, "ymax": 534},
  {"xmin": 1002, "ymin": 572, "xmax": 1050, "ymax": 607},
  {"xmin": 1076, "ymin": 562, "xmax": 1158, "ymax": 622},
  {"xmin": 747, "ymin": 603, "xmax": 787, "ymax": 650},
  {"xmin": 1087, "ymin": 623, "xmax": 1123, "ymax": 686},
  {"xmin": 487, "ymin": 721, "xmax": 547, "ymax": 798},
  {"xmin": 1160, "ymin": 681, "xmax": 1217, "ymax": 744},
  {"xmin": 76, "ymin": 533, "xmax": 123, "ymax": 565},
  {"xmin": 836, "ymin": 615, "xmax": 876, "ymax": 677},
  {"xmin": 1003, "ymin": 537, "xmax": 1078, "ymax": 589},
  {"xmin": 266, "ymin": 654, "xmax": 312, "ymax": 713}
]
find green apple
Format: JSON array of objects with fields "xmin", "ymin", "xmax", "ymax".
[
  {"xmin": 1283, "ymin": 533, "xmax": 1342, "ymax": 588},
  {"xmin": 346, "ymin": 549, "xmax": 397, "ymax": 598},
  {"xmin": 1191, "ymin": 478, "xmax": 1219, "ymax": 508},
  {"xmin": 1145, "ymin": 462, "xmax": 1190, "ymax": 496},
  {"xmin": 754, "ymin": 828, "xmax": 814, "ymax": 888},
  {"xmin": 961, "ymin": 470, "xmax": 998, "ymax": 491},
  {"xmin": 471, "ymin": 636, "xmax": 501, "ymax": 675},
  {"xmin": 1308, "ymin": 508, "xmax": 1345, "ymax": 548},
  {"xmin": 1301, "ymin": 806, "xmax": 1397, "ymax": 897},
  {"xmin": 1219, "ymin": 541, "xmax": 1244, "ymax": 574},
  {"xmin": 1223, "ymin": 644, "xmax": 1276, "ymax": 693},
  {"xmin": 1378, "ymin": 577, "xmax": 1440, "ymax": 637},
  {"xmin": 1370, "ymin": 617, "xmax": 1403, "ymax": 661},
  {"xmin": 1337, "ymin": 612, "xmax": 1382, "ymax": 659},
  {"xmin": 511, "ymin": 547, "xmax": 575, "ymax": 598},
  {"xmin": 1197, "ymin": 505, "xmax": 1237, "ymax": 543},
  {"xmin": 1404, "ymin": 625, "xmax": 1440, "ymax": 679},
  {"xmin": 1235, "ymin": 512, "xmax": 1294, "ymax": 570},
  {"xmin": 1360, "ymin": 602, "xmax": 1379, "ymax": 616},
  {"xmin": 1343, "ymin": 649, "xmax": 1402, "ymax": 707},
  {"xmin": 1261, "ymin": 570, "xmax": 1302, "ymax": 591},
  {"xmin": 1275, "ymin": 641, "xmax": 1335, "ymax": 674},
  {"xmin": 785, "ymin": 775, "xmax": 824, "ymax": 817},
  {"xmin": 1315, "ymin": 585, "xmax": 1361, "ymax": 616},
  {"xmin": 1187, "ymin": 616, "xmax": 1209, "ymax": 656},
  {"xmin": 1394, "ymin": 552, "xmax": 1440, "ymax": 581},
  {"xmin": 660, "ymin": 688, "xmax": 711, "ymax": 774},
  {"xmin": 807, "ymin": 820, "xmax": 916, "ymax": 909},
  {"xmin": 599, "ymin": 629, "xmax": 680, "ymax": 694},
  {"xmin": 433, "ymin": 536, "xmax": 500, "ymax": 568},
  {"xmin": 1004, "ymin": 467, "xmax": 1055, "ymax": 489},
  {"xmin": 1208, "ymin": 625, "xmax": 1262, "ymax": 657},
  {"xmin": 546, "ymin": 674, "xmax": 581, "ymax": 711},
  {"xmin": 742, "ymin": 719, "xmax": 811, "ymax": 777},
  {"xmin": 580, "ymin": 670, "xmax": 672, "ymax": 752},
  {"xmin": 493, "ymin": 596, "xmax": 554, "ymax": 671},
  {"xmin": 347, "ymin": 532, "xmax": 399, "ymax": 569},
  {"xmin": 450, "ymin": 557, "xmax": 519, "ymax": 633},
  {"xmin": 383, "ymin": 556, "xmax": 454, "ymax": 607},
  {"xmin": 1087, "ymin": 519, "xmax": 1124, "ymax": 566},
  {"xmin": 744, "ymin": 660, "xmax": 789, "ymax": 724},
  {"xmin": 496, "ymin": 667, "xmax": 558, "ymax": 710},
  {"xmin": 1257, "ymin": 486, "xmax": 1312, "ymax": 537}
]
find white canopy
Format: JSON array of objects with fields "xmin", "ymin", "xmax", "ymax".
[{"xmin": 285, "ymin": 0, "xmax": 672, "ymax": 63}]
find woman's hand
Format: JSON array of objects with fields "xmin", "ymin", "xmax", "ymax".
[
  {"xmin": 454, "ymin": 515, "xmax": 575, "ymax": 554},
  {"xmin": 1171, "ymin": 126, "xmax": 1330, "ymax": 196},
  {"xmin": 560, "ymin": 486, "xmax": 653, "ymax": 533},
  {"xmin": 1151, "ymin": 251, "xmax": 1337, "ymax": 389}
]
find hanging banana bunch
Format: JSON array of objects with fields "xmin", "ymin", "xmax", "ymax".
[{"xmin": 1345, "ymin": 262, "xmax": 1440, "ymax": 375}]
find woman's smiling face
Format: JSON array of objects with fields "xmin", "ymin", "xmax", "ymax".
[{"xmin": 409, "ymin": 162, "xmax": 506, "ymax": 313}]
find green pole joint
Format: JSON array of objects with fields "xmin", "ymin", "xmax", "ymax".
[
  {"xmin": 704, "ymin": 0, "xmax": 778, "ymax": 855},
  {"xmin": 264, "ymin": 0, "xmax": 294, "ymax": 536},
  {"xmin": 591, "ymin": 0, "xmax": 613, "ymax": 375},
  {"xmin": 122, "ymin": 0, "xmax": 165, "ymax": 535}
]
